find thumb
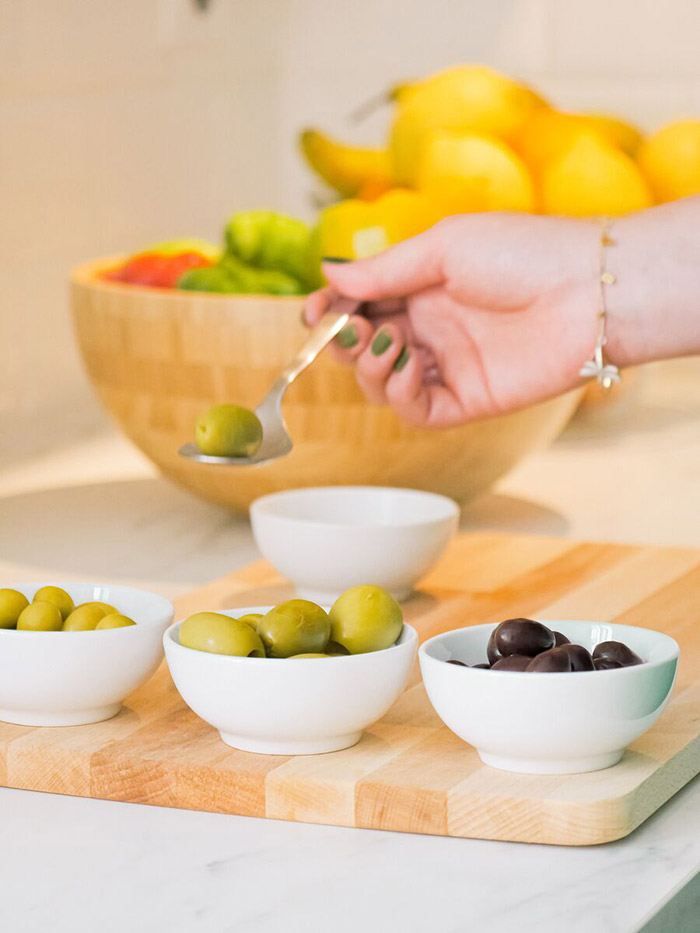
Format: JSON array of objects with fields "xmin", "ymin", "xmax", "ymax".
[{"xmin": 322, "ymin": 224, "xmax": 446, "ymax": 301}]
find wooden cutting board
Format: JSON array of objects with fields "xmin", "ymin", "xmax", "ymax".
[{"xmin": 2, "ymin": 532, "xmax": 700, "ymax": 846}]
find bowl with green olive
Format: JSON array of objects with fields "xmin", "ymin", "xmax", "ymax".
[
  {"xmin": 163, "ymin": 586, "xmax": 418, "ymax": 755},
  {"xmin": 0, "ymin": 583, "xmax": 174, "ymax": 726}
]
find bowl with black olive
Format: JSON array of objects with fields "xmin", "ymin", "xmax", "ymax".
[
  {"xmin": 164, "ymin": 585, "xmax": 417, "ymax": 755},
  {"xmin": 0, "ymin": 583, "xmax": 174, "ymax": 726},
  {"xmin": 420, "ymin": 618, "xmax": 679, "ymax": 774}
]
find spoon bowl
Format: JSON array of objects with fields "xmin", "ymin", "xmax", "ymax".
[{"xmin": 179, "ymin": 299, "xmax": 358, "ymax": 466}]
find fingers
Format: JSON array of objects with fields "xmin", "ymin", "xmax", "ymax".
[
  {"xmin": 304, "ymin": 291, "xmax": 467, "ymax": 426},
  {"xmin": 388, "ymin": 371, "xmax": 466, "ymax": 428},
  {"xmin": 321, "ymin": 225, "xmax": 446, "ymax": 302},
  {"xmin": 302, "ymin": 287, "xmax": 333, "ymax": 327},
  {"xmin": 329, "ymin": 314, "xmax": 374, "ymax": 365},
  {"xmin": 353, "ymin": 334, "xmax": 463, "ymax": 427},
  {"xmin": 355, "ymin": 323, "xmax": 406, "ymax": 405}
]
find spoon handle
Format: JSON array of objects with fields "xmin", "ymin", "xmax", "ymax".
[{"xmin": 273, "ymin": 298, "xmax": 360, "ymax": 392}]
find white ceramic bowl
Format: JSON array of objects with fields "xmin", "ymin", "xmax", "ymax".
[
  {"xmin": 164, "ymin": 607, "xmax": 418, "ymax": 755},
  {"xmin": 250, "ymin": 486, "xmax": 459, "ymax": 602},
  {"xmin": 0, "ymin": 582, "xmax": 174, "ymax": 726},
  {"xmin": 420, "ymin": 621, "xmax": 679, "ymax": 774}
]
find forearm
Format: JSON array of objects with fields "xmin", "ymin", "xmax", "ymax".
[{"xmin": 607, "ymin": 197, "xmax": 700, "ymax": 367}]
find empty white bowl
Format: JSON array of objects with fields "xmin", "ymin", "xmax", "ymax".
[
  {"xmin": 164, "ymin": 607, "xmax": 418, "ymax": 755},
  {"xmin": 0, "ymin": 582, "xmax": 174, "ymax": 726},
  {"xmin": 250, "ymin": 486, "xmax": 459, "ymax": 602},
  {"xmin": 420, "ymin": 620, "xmax": 679, "ymax": 774}
]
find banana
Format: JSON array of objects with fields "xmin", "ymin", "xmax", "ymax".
[{"xmin": 299, "ymin": 129, "xmax": 391, "ymax": 198}]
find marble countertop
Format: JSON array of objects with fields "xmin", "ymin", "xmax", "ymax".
[{"xmin": 1, "ymin": 358, "xmax": 700, "ymax": 932}]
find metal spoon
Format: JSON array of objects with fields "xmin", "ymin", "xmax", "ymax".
[{"xmin": 179, "ymin": 297, "xmax": 359, "ymax": 466}]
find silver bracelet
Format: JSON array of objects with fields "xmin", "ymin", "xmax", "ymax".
[{"xmin": 579, "ymin": 219, "xmax": 622, "ymax": 390}]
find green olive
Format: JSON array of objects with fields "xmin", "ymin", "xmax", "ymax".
[
  {"xmin": 33, "ymin": 586, "xmax": 74, "ymax": 620},
  {"xmin": 289, "ymin": 653, "xmax": 331, "ymax": 659},
  {"xmin": 195, "ymin": 404, "xmax": 263, "ymax": 458},
  {"xmin": 0, "ymin": 588, "xmax": 29, "ymax": 629},
  {"xmin": 179, "ymin": 611, "xmax": 265, "ymax": 657},
  {"xmin": 79, "ymin": 601, "xmax": 117, "ymax": 616},
  {"xmin": 329, "ymin": 585, "xmax": 403, "ymax": 654},
  {"xmin": 95, "ymin": 613, "xmax": 137, "ymax": 630},
  {"xmin": 258, "ymin": 599, "xmax": 330, "ymax": 658},
  {"xmin": 17, "ymin": 600, "xmax": 63, "ymax": 631},
  {"xmin": 237, "ymin": 613, "xmax": 264, "ymax": 631},
  {"xmin": 325, "ymin": 640, "xmax": 350, "ymax": 656},
  {"xmin": 63, "ymin": 604, "xmax": 109, "ymax": 631}
]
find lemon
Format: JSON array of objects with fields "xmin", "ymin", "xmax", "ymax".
[
  {"xmin": 541, "ymin": 133, "xmax": 652, "ymax": 217},
  {"xmin": 417, "ymin": 131, "xmax": 536, "ymax": 213},
  {"xmin": 638, "ymin": 120, "xmax": 700, "ymax": 202},
  {"xmin": 513, "ymin": 110, "xmax": 643, "ymax": 174},
  {"xmin": 585, "ymin": 114, "xmax": 643, "ymax": 156},
  {"xmin": 373, "ymin": 188, "xmax": 442, "ymax": 242},
  {"xmin": 389, "ymin": 64, "xmax": 545, "ymax": 185}
]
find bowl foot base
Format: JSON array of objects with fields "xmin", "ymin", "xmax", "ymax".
[
  {"xmin": 478, "ymin": 749, "xmax": 623, "ymax": 775},
  {"xmin": 0, "ymin": 703, "xmax": 122, "ymax": 727},
  {"xmin": 219, "ymin": 731, "xmax": 363, "ymax": 756}
]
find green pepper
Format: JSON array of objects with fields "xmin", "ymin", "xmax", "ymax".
[
  {"xmin": 218, "ymin": 255, "xmax": 304, "ymax": 295},
  {"xmin": 176, "ymin": 266, "xmax": 241, "ymax": 293},
  {"xmin": 224, "ymin": 211, "xmax": 319, "ymax": 289},
  {"xmin": 302, "ymin": 225, "xmax": 325, "ymax": 291}
]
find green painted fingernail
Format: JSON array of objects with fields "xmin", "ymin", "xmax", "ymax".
[
  {"xmin": 322, "ymin": 256, "xmax": 351, "ymax": 263},
  {"xmin": 394, "ymin": 346, "xmax": 410, "ymax": 372},
  {"xmin": 371, "ymin": 331, "xmax": 392, "ymax": 355},
  {"xmin": 336, "ymin": 324, "xmax": 358, "ymax": 348}
]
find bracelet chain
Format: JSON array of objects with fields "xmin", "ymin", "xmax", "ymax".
[{"xmin": 579, "ymin": 218, "xmax": 622, "ymax": 390}]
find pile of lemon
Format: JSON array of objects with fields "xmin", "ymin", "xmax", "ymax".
[{"xmin": 300, "ymin": 65, "xmax": 700, "ymax": 259}]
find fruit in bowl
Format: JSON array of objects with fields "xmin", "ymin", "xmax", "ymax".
[
  {"xmin": 0, "ymin": 583, "xmax": 173, "ymax": 726},
  {"xmin": 0, "ymin": 585, "xmax": 136, "ymax": 633},
  {"xmin": 102, "ymin": 212, "xmax": 323, "ymax": 296},
  {"xmin": 302, "ymin": 65, "xmax": 699, "ymax": 259},
  {"xmin": 449, "ymin": 617, "xmax": 645, "ymax": 672},
  {"xmin": 72, "ymin": 253, "xmax": 581, "ymax": 510},
  {"xmin": 165, "ymin": 587, "xmax": 417, "ymax": 755},
  {"xmin": 420, "ymin": 619, "xmax": 679, "ymax": 774},
  {"xmin": 177, "ymin": 586, "xmax": 404, "ymax": 660}
]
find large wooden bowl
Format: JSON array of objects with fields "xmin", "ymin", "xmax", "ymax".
[{"xmin": 71, "ymin": 259, "xmax": 581, "ymax": 512}]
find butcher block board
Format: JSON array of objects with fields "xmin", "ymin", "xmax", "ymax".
[{"xmin": 2, "ymin": 532, "xmax": 700, "ymax": 846}]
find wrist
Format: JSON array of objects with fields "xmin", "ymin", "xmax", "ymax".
[{"xmin": 605, "ymin": 200, "xmax": 700, "ymax": 368}]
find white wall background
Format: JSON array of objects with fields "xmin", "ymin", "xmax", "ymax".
[{"xmin": 2, "ymin": 0, "xmax": 700, "ymax": 457}]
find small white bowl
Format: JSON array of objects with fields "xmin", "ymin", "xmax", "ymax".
[
  {"xmin": 0, "ymin": 582, "xmax": 174, "ymax": 726},
  {"xmin": 420, "ymin": 621, "xmax": 679, "ymax": 774},
  {"xmin": 250, "ymin": 486, "xmax": 459, "ymax": 602},
  {"xmin": 164, "ymin": 607, "xmax": 418, "ymax": 755}
]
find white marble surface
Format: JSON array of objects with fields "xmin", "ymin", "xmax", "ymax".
[
  {"xmin": 1, "ymin": 358, "xmax": 700, "ymax": 932},
  {"xmin": 0, "ymin": 778, "xmax": 698, "ymax": 933}
]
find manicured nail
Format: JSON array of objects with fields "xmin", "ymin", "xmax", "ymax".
[
  {"xmin": 336, "ymin": 324, "xmax": 358, "ymax": 348},
  {"xmin": 371, "ymin": 331, "xmax": 392, "ymax": 356},
  {"xmin": 322, "ymin": 256, "xmax": 351, "ymax": 263},
  {"xmin": 393, "ymin": 345, "xmax": 410, "ymax": 372}
]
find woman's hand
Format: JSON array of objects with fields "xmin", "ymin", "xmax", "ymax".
[{"xmin": 304, "ymin": 213, "xmax": 602, "ymax": 427}]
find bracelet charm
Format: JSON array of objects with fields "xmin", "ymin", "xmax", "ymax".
[{"xmin": 579, "ymin": 220, "xmax": 621, "ymax": 390}]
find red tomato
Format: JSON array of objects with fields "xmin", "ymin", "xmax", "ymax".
[{"xmin": 104, "ymin": 251, "xmax": 213, "ymax": 288}]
